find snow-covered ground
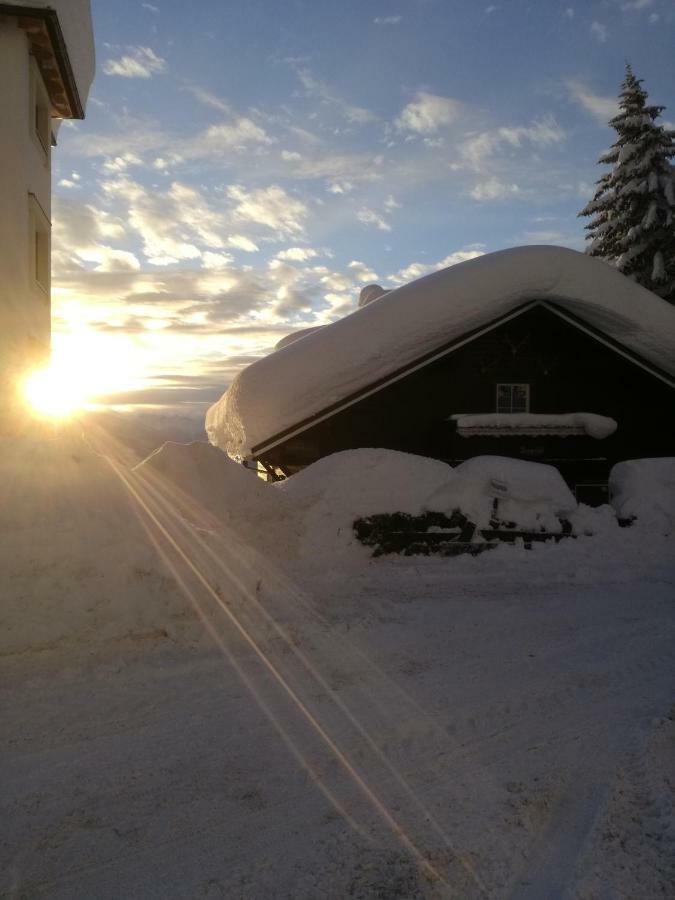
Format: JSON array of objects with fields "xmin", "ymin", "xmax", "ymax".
[{"xmin": 1, "ymin": 426, "xmax": 674, "ymax": 899}]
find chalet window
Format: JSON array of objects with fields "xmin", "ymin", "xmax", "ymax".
[
  {"xmin": 30, "ymin": 58, "xmax": 51, "ymax": 157},
  {"xmin": 496, "ymin": 383, "xmax": 529, "ymax": 414},
  {"xmin": 29, "ymin": 194, "xmax": 50, "ymax": 294}
]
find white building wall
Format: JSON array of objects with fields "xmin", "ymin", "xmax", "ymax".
[{"xmin": 0, "ymin": 18, "xmax": 52, "ymax": 406}]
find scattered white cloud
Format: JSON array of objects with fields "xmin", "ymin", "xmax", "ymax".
[
  {"xmin": 565, "ymin": 7, "xmax": 575, "ymax": 18},
  {"xmin": 227, "ymin": 185, "xmax": 308, "ymax": 237},
  {"xmin": 389, "ymin": 248, "xmax": 485, "ymax": 284},
  {"xmin": 58, "ymin": 178, "xmax": 80, "ymax": 189},
  {"xmin": 373, "ymin": 15, "xmax": 402, "ymax": 25},
  {"xmin": 649, "ymin": 12, "xmax": 659, "ymax": 23},
  {"xmin": 141, "ymin": 3, "xmax": 160, "ymax": 12},
  {"xmin": 567, "ymin": 81, "xmax": 618, "ymax": 124},
  {"xmin": 228, "ymin": 235, "xmax": 260, "ymax": 253},
  {"xmin": 461, "ymin": 116, "xmax": 565, "ymax": 170},
  {"xmin": 384, "ymin": 194, "xmax": 401, "ymax": 210},
  {"xmin": 281, "ymin": 150, "xmax": 303, "ymax": 162},
  {"xmin": 395, "ymin": 91, "xmax": 462, "ymax": 134},
  {"xmin": 485, "ymin": 5, "xmax": 498, "ymax": 14},
  {"xmin": 183, "ymin": 85, "xmax": 231, "ymax": 114},
  {"xmin": 328, "ymin": 182, "xmax": 354, "ymax": 194},
  {"xmin": 357, "ymin": 208, "xmax": 392, "ymax": 231},
  {"xmin": 276, "ymin": 247, "xmax": 318, "ymax": 262},
  {"xmin": 470, "ymin": 178, "xmax": 520, "ymax": 201},
  {"xmin": 195, "ymin": 118, "xmax": 275, "ymax": 151},
  {"xmin": 201, "ymin": 251, "xmax": 234, "ymax": 269},
  {"xmin": 103, "ymin": 46, "xmax": 167, "ymax": 79},
  {"xmin": 590, "ymin": 21, "xmax": 608, "ymax": 43},
  {"xmin": 622, "ymin": 0, "xmax": 653, "ymax": 9},
  {"xmin": 294, "ymin": 66, "xmax": 376, "ymax": 124},
  {"xmin": 347, "ymin": 260, "xmax": 378, "ymax": 282},
  {"xmin": 102, "ymin": 152, "xmax": 144, "ymax": 173}
]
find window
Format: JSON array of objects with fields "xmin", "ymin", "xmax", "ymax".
[
  {"xmin": 496, "ymin": 383, "xmax": 529, "ymax": 413},
  {"xmin": 30, "ymin": 58, "xmax": 51, "ymax": 157},
  {"xmin": 29, "ymin": 194, "xmax": 50, "ymax": 294}
]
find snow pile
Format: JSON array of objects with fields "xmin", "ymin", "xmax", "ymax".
[
  {"xmin": 452, "ymin": 412, "xmax": 618, "ymax": 439},
  {"xmin": 136, "ymin": 441, "xmax": 292, "ymax": 542},
  {"xmin": 610, "ymin": 458, "xmax": 675, "ymax": 533},
  {"xmin": 206, "ymin": 245, "xmax": 675, "ymax": 459},
  {"xmin": 424, "ymin": 455, "xmax": 577, "ymax": 532},
  {"xmin": 274, "ymin": 448, "xmax": 453, "ymax": 563}
]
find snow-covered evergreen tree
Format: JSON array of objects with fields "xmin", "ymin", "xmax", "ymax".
[{"xmin": 579, "ymin": 64, "xmax": 675, "ymax": 302}]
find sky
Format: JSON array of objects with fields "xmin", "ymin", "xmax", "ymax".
[{"xmin": 51, "ymin": 0, "xmax": 675, "ymax": 416}]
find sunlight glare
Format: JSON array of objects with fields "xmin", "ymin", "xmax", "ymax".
[{"xmin": 21, "ymin": 331, "xmax": 147, "ymax": 420}]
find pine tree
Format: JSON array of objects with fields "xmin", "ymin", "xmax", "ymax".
[{"xmin": 579, "ymin": 64, "xmax": 675, "ymax": 302}]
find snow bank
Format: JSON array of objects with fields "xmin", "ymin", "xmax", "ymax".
[
  {"xmin": 424, "ymin": 455, "xmax": 577, "ymax": 531},
  {"xmin": 206, "ymin": 246, "xmax": 675, "ymax": 458},
  {"xmin": 137, "ymin": 441, "xmax": 287, "ymax": 526},
  {"xmin": 274, "ymin": 448, "xmax": 453, "ymax": 563},
  {"xmin": 610, "ymin": 458, "xmax": 675, "ymax": 533},
  {"xmin": 452, "ymin": 412, "xmax": 618, "ymax": 439}
]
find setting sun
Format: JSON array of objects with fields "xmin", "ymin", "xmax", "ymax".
[{"xmin": 21, "ymin": 331, "xmax": 148, "ymax": 420}]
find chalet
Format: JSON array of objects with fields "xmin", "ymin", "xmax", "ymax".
[
  {"xmin": 206, "ymin": 246, "xmax": 675, "ymax": 504},
  {"xmin": 0, "ymin": 0, "xmax": 94, "ymax": 416}
]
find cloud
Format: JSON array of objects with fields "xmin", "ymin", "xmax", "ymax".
[
  {"xmin": 461, "ymin": 116, "xmax": 565, "ymax": 171},
  {"xmin": 357, "ymin": 208, "xmax": 391, "ymax": 231},
  {"xmin": 103, "ymin": 46, "xmax": 167, "ymax": 79},
  {"xmin": 590, "ymin": 21, "xmax": 608, "ymax": 42},
  {"xmin": 389, "ymin": 248, "xmax": 485, "ymax": 284},
  {"xmin": 373, "ymin": 15, "xmax": 402, "ymax": 25},
  {"xmin": 227, "ymin": 185, "xmax": 308, "ymax": 237},
  {"xmin": 395, "ymin": 91, "xmax": 462, "ymax": 134},
  {"xmin": 470, "ymin": 178, "xmax": 520, "ymax": 201},
  {"xmin": 567, "ymin": 81, "xmax": 618, "ymax": 124},
  {"xmin": 276, "ymin": 247, "xmax": 318, "ymax": 261},
  {"xmin": 195, "ymin": 118, "xmax": 275, "ymax": 151},
  {"xmin": 141, "ymin": 3, "xmax": 160, "ymax": 12},
  {"xmin": 183, "ymin": 85, "xmax": 231, "ymax": 114},
  {"xmin": 622, "ymin": 0, "xmax": 653, "ymax": 9},
  {"xmin": 228, "ymin": 235, "xmax": 260, "ymax": 253},
  {"xmin": 294, "ymin": 66, "xmax": 376, "ymax": 124},
  {"xmin": 101, "ymin": 177, "xmax": 226, "ymax": 264}
]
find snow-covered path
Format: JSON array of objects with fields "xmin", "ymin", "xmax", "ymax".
[{"xmin": 3, "ymin": 546, "xmax": 674, "ymax": 899}]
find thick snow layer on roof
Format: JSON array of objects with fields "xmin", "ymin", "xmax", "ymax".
[
  {"xmin": 206, "ymin": 246, "xmax": 675, "ymax": 459},
  {"xmin": 5, "ymin": 0, "xmax": 95, "ymax": 110}
]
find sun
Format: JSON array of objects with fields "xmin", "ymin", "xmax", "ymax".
[
  {"xmin": 22, "ymin": 365, "xmax": 87, "ymax": 419},
  {"xmin": 21, "ymin": 331, "xmax": 148, "ymax": 421}
]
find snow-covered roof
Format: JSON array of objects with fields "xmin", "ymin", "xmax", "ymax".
[
  {"xmin": 206, "ymin": 246, "xmax": 675, "ymax": 459},
  {"xmin": 2, "ymin": 0, "xmax": 95, "ymax": 116}
]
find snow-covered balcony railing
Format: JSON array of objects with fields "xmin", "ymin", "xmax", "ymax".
[{"xmin": 450, "ymin": 413, "xmax": 618, "ymax": 439}]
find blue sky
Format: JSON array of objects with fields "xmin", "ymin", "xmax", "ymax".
[{"xmin": 51, "ymin": 0, "xmax": 675, "ymax": 412}]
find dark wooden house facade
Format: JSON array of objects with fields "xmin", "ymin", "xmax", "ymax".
[{"xmin": 248, "ymin": 301, "xmax": 675, "ymax": 503}]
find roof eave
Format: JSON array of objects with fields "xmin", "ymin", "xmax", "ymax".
[{"xmin": 0, "ymin": 3, "xmax": 84, "ymax": 118}]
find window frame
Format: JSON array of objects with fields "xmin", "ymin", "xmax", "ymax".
[
  {"xmin": 30, "ymin": 56, "xmax": 51, "ymax": 160},
  {"xmin": 28, "ymin": 193, "xmax": 51, "ymax": 296},
  {"xmin": 496, "ymin": 383, "xmax": 530, "ymax": 414}
]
